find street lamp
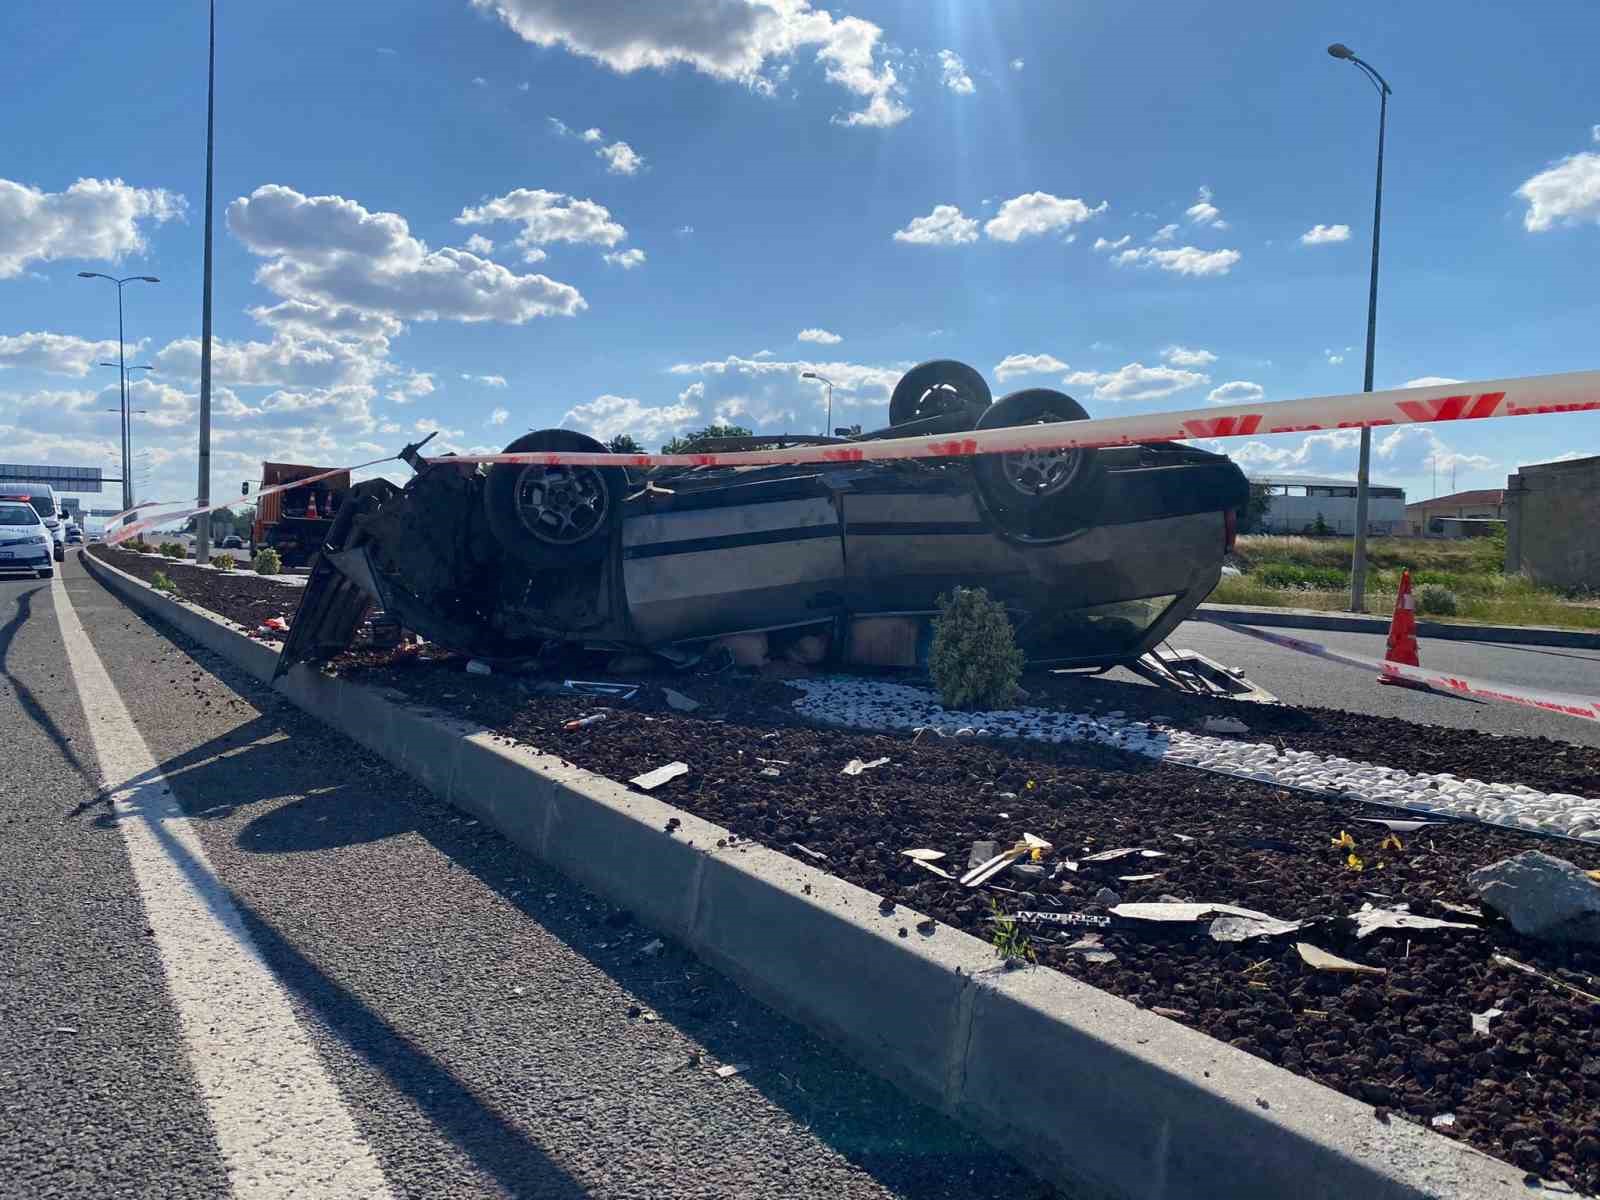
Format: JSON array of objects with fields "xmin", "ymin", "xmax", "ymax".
[
  {"xmin": 800, "ymin": 370, "xmax": 835, "ymax": 436},
  {"xmin": 78, "ymin": 272, "xmax": 160, "ymax": 510},
  {"xmin": 1327, "ymin": 42, "xmax": 1391, "ymax": 612}
]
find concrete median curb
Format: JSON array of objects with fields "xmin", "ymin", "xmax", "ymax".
[
  {"xmin": 82, "ymin": 548, "xmax": 1546, "ymax": 1200},
  {"xmin": 1198, "ymin": 601, "xmax": 1600, "ymax": 649}
]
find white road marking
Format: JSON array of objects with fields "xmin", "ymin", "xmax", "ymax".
[{"xmin": 51, "ymin": 575, "xmax": 394, "ymax": 1199}]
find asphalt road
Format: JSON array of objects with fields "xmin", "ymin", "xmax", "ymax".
[
  {"xmin": 1161, "ymin": 618, "xmax": 1600, "ymax": 749},
  {"xmin": 0, "ymin": 552, "xmax": 1056, "ymax": 1200}
]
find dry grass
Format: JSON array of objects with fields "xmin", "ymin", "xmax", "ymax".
[{"xmin": 1217, "ymin": 534, "xmax": 1599, "ymax": 630}]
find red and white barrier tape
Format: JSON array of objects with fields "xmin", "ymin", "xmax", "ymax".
[
  {"xmin": 435, "ymin": 368, "xmax": 1600, "ymax": 470},
  {"xmin": 1204, "ymin": 617, "xmax": 1600, "ymax": 724},
  {"xmin": 105, "ymin": 368, "xmax": 1600, "ymax": 544},
  {"xmin": 106, "ymin": 459, "xmax": 394, "ymax": 546}
]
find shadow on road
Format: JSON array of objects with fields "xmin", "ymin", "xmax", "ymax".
[
  {"xmin": 87, "ymin": 597, "xmax": 1056, "ymax": 1200},
  {"xmin": 1, "ymin": 581, "xmax": 98, "ymax": 786}
]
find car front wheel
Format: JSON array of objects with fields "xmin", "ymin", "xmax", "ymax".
[{"xmin": 972, "ymin": 388, "xmax": 1104, "ymax": 543}]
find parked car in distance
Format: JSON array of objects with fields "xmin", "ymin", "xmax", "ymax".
[
  {"xmin": 65, "ymin": 526, "xmax": 84, "ymax": 544},
  {"xmin": 0, "ymin": 498, "xmax": 55, "ymax": 578},
  {"xmin": 221, "ymin": 534, "xmax": 245, "ymax": 549}
]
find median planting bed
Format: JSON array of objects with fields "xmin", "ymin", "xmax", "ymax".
[{"xmin": 95, "ymin": 538, "xmax": 1600, "ymax": 1192}]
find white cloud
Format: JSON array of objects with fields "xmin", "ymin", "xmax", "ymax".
[
  {"xmin": 1113, "ymin": 245, "xmax": 1241, "ymax": 277},
  {"xmin": 1300, "ymin": 223, "xmax": 1351, "ymax": 245},
  {"xmin": 677, "ymin": 225, "xmax": 694, "ymax": 235},
  {"xmin": 474, "ymin": 0, "xmax": 909, "ymax": 128},
  {"xmin": 462, "ymin": 233, "xmax": 495, "ymax": 254},
  {"xmin": 1092, "ymin": 234, "xmax": 1131, "ymax": 252},
  {"xmin": 797, "ymin": 327, "xmax": 842, "ymax": 345},
  {"xmin": 1324, "ymin": 349, "xmax": 1345, "ymax": 365},
  {"xmin": 1207, "ymin": 380, "xmax": 1263, "ymax": 405},
  {"xmin": 596, "ymin": 139, "xmax": 643, "ymax": 174},
  {"xmin": 0, "ymin": 176, "xmax": 185, "ymax": 279},
  {"xmin": 1516, "ymin": 151, "xmax": 1600, "ymax": 231},
  {"xmin": 669, "ymin": 353, "xmax": 902, "ymax": 430},
  {"xmin": 561, "ymin": 392, "xmax": 701, "ymax": 444},
  {"xmin": 994, "ymin": 353, "xmax": 1068, "ymax": 382},
  {"xmin": 893, "ymin": 204, "xmax": 979, "ymax": 245},
  {"xmin": 246, "ymin": 298, "xmax": 402, "ymax": 343},
  {"xmin": 1009, "ymin": 58, "xmax": 1024, "ymax": 72},
  {"xmin": 551, "ymin": 119, "xmax": 647, "ymax": 175},
  {"xmin": 488, "ymin": 406, "xmax": 510, "ymax": 425},
  {"xmin": 384, "ymin": 369, "xmax": 435, "ymax": 405},
  {"xmin": 603, "ymin": 247, "xmax": 646, "ymax": 269},
  {"xmin": 0, "ymin": 331, "xmax": 126, "ymax": 377},
  {"xmin": 984, "ymin": 192, "xmax": 1107, "ymax": 242},
  {"xmin": 156, "ymin": 332, "xmax": 386, "ymax": 391},
  {"xmin": 1150, "ymin": 222, "xmax": 1178, "ymax": 243},
  {"xmin": 1403, "ymin": 376, "xmax": 1463, "ymax": 389},
  {"xmin": 229, "ymin": 184, "xmax": 585, "ymax": 326},
  {"xmin": 1162, "ymin": 345, "xmax": 1216, "ymax": 367},
  {"xmin": 1185, "ymin": 185, "xmax": 1227, "ymax": 229},
  {"xmin": 1062, "ymin": 362, "xmax": 1208, "ymax": 403},
  {"xmin": 460, "ymin": 373, "xmax": 508, "ymax": 387},
  {"xmin": 938, "ymin": 50, "xmax": 975, "ymax": 95},
  {"xmin": 472, "ymin": 76, "xmax": 488, "ymax": 87},
  {"xmin": 1594, "ymin": 125, "xmax": 1600, "ymax": 144},
  {"xmin": 455, "ymin": 186, "xmax": 627, "ymax": 256}
]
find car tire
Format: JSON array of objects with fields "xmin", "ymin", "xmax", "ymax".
[
  {"xmin": 972, "ymin": 388, "xmax": 1104, "ymax": 543},
  {"xmin": 483, "ymin": 429, "xmax": 621, "ymax": 568},
  {"xmin": 888, "ymin": 360, "xmax": 991, "ymax": 427}
]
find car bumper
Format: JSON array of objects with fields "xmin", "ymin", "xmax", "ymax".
[{"xmin": 0, "ymin": 549, "xmax": 51, "ymax": 570}]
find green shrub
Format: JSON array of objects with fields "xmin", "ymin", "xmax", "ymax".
[
  {"xmin": 252, "ymin": 547, "xmax": 283, "ymax": 575},
  {"xmin": 1255, "ymin": 563, "xmax": 1347, "ymax": 591},
  {"xmin": 125, "ymin": 538, "xmax": 152, "ymax": 553},
  {"xmin": 151, "ymin": 571, "xmax": 176, "ymax": 594},
  {"xmin": 929, "ymin": 586, "xmax": 1024, "ymax": 710},
  {"xmin": 158, "ymin": 541, "xmax": 185, "ymax": 559},
  {"xmin": 1415, "ymin": 584, "xmax": 1459, "ymax": 616},
  {"xmin": 210, "ymin": 553, "xmax": 237, "ymax": 571}
]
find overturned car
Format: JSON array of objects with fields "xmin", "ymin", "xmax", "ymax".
[{"xmin": 277, "ymin": 360, "xmax": 1248, "ymax": 678}]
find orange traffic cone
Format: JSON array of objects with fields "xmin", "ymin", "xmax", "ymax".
[
  {"xmin": 1377, "ymin": 567, "xmax": 1422, "ymax": 687},
  {"xmin": 305, "ymin": 493, "xmax": 319, "ymax": 519}
]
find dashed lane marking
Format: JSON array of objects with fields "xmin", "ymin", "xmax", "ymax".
[{"xmin": 50, "ymin": 574, "xmax": 394, "ymax": 1199}]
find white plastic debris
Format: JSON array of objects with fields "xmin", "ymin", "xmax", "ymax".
[
  {"xmin": 1296, "ymin": 942, "xmax": 1385, "ymax": 976},
  {"xmin": 630, "ymin": 761, "xmax": 689, "ymax": 791},
  {"xmin": 1349, "ymin": 908, "xmax": 1477, "ymax": 940},
  {"xmin": 1112, "ymin": 902, "xmax": 1271, "ymax": 923},
  {"xmin": 465, "ymin": 659, "xmax": 492, "ymax": 676},
  {"xmin": 840, "ymin": 756, "xmax": 890, "ymax": 776},
  {"xmin": 1470, "ymin": 1007, "xmax": 1503, "ymax": 1037},
  {"xmin": 758, "ymin": 767, "xmax": 781, "ymax": 778},
  {"xmin": 1431, "ymin": 1113, "xmax": 1456, "ymax": 1128},
  {"xmin": 661, "ymin": 688, "xmax": 701, "ymax": 712},
  {"xmin": 1209, "ymin": 914, "xmax": 1305, "ymax": 942},
  {"xmin": 714, "ymin": 1063, "xmax": 749, "ymax": 1079},
  {"xmin": 1202, "ymin": 716, "xmax": 1250, "ymax": 734},
  {"xmin": 900, "ymin": 849, "xmax": 946, "ymax": 861}
]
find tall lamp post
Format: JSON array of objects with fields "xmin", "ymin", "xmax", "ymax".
[
  {"xmin": 78, "ymin": 273, "xmax": 160, "ymax": 511},
  {"xmin": 800, "ymin": 370, "xmax": 835, "ymax": 436},
  {"xmin": 195, "ymin": 0, "xmax": 218, "ymax": 564},
  {"xmin": 1327, "ymin": 42, "xmax": 1391, "ymax": 613},
  {"xmin": 100, "ymin": 361, "xmax": 152, "ymax": 502}
]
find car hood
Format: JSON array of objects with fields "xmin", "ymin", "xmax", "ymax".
[{"xmin": 0, "ymin": 525, "xmax": 45, "ymax": 539}]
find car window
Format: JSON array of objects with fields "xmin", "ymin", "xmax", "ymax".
[{"xmin": 0, "ymin": 504, "xmax": 41, "ymax": 526}]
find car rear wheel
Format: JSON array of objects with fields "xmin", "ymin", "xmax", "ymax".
[
  {"xmin": 973, "ymin": 388, "xmax": 1103, "ymax": 543},
  {"xmin": 483, "ymin": 429, "xmax": 621, "ymax": 567},
  {"xmin": 888, "ymin": 360, "xmax": 991, "ymax": 427}
]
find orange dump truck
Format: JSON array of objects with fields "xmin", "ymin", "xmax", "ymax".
[{"xmin": 249, "ymin": 461, "xmax": 351, "ymax": 568}]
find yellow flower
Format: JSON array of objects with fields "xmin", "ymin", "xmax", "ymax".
[
  {"xmin": 1331, "ymin": 830, "xmax": 1355, "ymax": 851},
  {"xmin": 1380, "ymin": 833, "xmax": 1403, "ymax": 852},
  {"xmin": 1025, "ymin": 780, "xmax": 1036, "ymax": 791},
  {"xmin": 1346, "ymin": 852, "xmax": 1365, "ymax": 872}
]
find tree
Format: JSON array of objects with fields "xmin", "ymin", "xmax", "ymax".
[
  {"xmin": 606, "ymin": 433, "xmax": 643, "ymax": 454},
  {"xmin": 659, "ymin": 423, "xmax": 754, "ymax": 454},
  {"xmin": 1236, "ymin": 483, "xmax": 1272, "ymax": 534}
]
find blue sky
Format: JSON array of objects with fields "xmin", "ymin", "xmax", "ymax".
[{"xmin": 2, "ymin": 0, "xmax": 1597, "ymax": 514}]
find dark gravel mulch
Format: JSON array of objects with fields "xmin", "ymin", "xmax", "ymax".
[
  {"xmin": 93, "ymin": 545, "xmax": 301, "ymax": 631},
  {"xmin": 103, "ymin": 549, "xmax": 1600, "ymax": 1189},
  {"xmin": 330, "ymin": 655, "xmax": 1600, "ymax": 1192}
]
